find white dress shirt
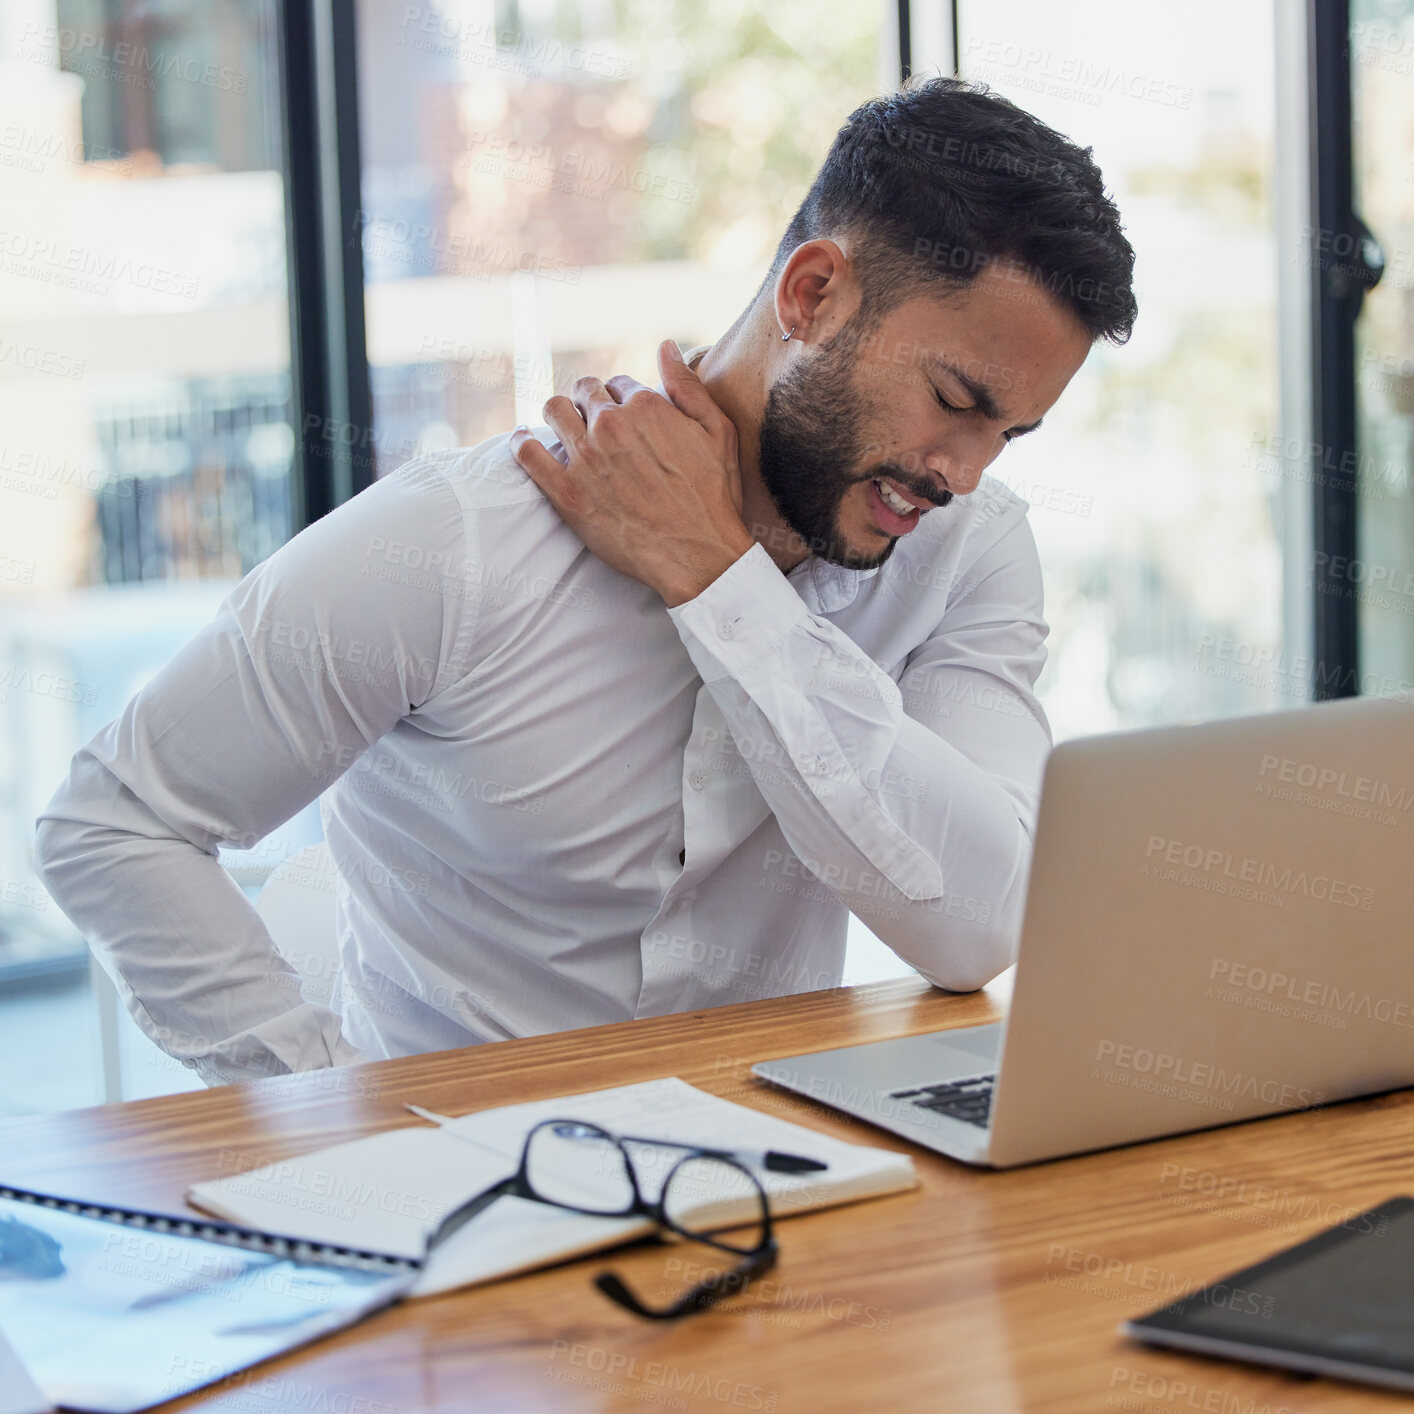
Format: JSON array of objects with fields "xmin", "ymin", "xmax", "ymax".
[{"xmin": 35, "ymin": 426, "xmax": 1053, "ymax": 1087}]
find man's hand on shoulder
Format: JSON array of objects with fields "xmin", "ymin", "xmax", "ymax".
[{"xmin": 510, "ymin": 340, "xmax": 756, "ymax": 607}]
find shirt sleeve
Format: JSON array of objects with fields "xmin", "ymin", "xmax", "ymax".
[
  {"xmin": 667, "ymin": 510, "xmax": 1052, "ymax": 992},
  {"xmin": 33, "ymin": 457, "xmax": 476, "ymax": 1087}
]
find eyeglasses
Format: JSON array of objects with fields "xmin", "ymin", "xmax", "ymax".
[{"xmin": 423, "ymin": 1118, "xmax": 778, "ymax": 1319}]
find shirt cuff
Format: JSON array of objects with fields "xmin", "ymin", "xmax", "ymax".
[{"xmin": 667, "ymin": 542, "xmax": 811, "ymax": 684}]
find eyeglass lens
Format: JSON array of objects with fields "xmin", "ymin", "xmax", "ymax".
[
  {"xmin": 523, "ymin": 1121, "xmax": 637, "ymax": 1214},
  {"xmin": 661, "ymin": 1155, "xmax": 769, "ymax": 1255}
]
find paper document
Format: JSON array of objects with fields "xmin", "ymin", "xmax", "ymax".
[
  {"xmin": 0, "ymin": 1191, "xmax": 414, "ymax": 1413},
  {"xmin": 188, "ymin": 1077, "xmax": 917, "ymax": 1297}
]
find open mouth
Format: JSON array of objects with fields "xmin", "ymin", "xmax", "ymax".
[{"xmin": 867, "ymin": 477, "xmax": 924, "ymax": 536}]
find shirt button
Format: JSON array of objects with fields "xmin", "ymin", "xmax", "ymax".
[
  {"xmin": 690, "ymin": 769, "xmax": 707, "ymax": 791},
  {"xmin": 718, "ymin": 620, "xmax": 735, "ymax": 640}
]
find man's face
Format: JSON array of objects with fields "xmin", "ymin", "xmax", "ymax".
[{"xmin": 757, "ymin": 261, "xmax": 1094, "ymax": 570}]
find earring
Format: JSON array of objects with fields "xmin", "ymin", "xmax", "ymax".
[{"xmin": 782, "ymin": 325, "xmax": 796, "ymax": 342}]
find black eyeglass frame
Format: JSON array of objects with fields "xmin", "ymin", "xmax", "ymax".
[{"xmin": 423, "ymin": 1117, "xmax": 778, "ymax": 1319}]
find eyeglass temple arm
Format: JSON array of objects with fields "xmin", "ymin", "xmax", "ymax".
[
  {"xmin": 594, "ymin": 1241, "xmax": 778, "ymax": 1321},
  {"xmin": 594, "ymin": 1270, "xmax": 722, "ymax": 1320},
  {"xmin": 424, "ymin": 1177, "xmax": 515, "ymax": 1255}
]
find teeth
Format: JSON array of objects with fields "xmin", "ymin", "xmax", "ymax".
[{"xmin": 876, "ymin": 480, "xmax": 914, "ymax": 516}]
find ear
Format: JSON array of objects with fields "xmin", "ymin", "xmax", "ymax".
[{"xmin": 772, "ymin": 239, "xmax": 860, "ymax": 345}]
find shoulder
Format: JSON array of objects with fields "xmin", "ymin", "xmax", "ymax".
[
  {"xmin": 376, "ymin": 434, "xmax": 591, "ymax": 614},
  {"xmin": 393, "ymin": 431, "xmax": 553, "ymax": 514},
  {"xmin": 250, "ymin": 433, "xmax": 558, "ymax": 600}
]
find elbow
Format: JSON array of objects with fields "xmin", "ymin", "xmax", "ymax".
[
  {"xmin": 925, "ymin": 817, "xmax": 1031, "ymax": 992},
  {"xmin": 33, "ymin": 808, "xmax": 101, "ymax": 919},
  {"xmin": 32, "ymin": 813, "xmax": 75, "ymax": 900},
  {"xmin": 859, "ymin": 838, "xmax": 1028, "ymax": 992},
  {"xmin": 916, "ymin": 923, "xmax": 1018, "ymax": 994},
  {"xmin": 910, "ymin": 862, "xmax": 1027, "ymax": 993},
  {"xmin": 34, "ymin": 754, "xmax": 136, "ymax": 909}
]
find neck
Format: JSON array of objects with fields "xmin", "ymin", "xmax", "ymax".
[{"xmin": 693, "ymin": 315, "xmax": 813, "ymax": 574}]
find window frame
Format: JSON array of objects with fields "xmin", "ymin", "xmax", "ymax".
[
  {"xmin": 284, "ymin": 1, "xmax": 1368, "ymax": 704},
  {"xmin": 277, "ymin": 0, "xmax": 374, "ymax": 527}
]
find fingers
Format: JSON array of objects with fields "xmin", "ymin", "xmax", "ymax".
[
  {"xmin": 569, "ymin": 375, "xmax": 618, "ymax": 422},
  {"xmin": 657, "ymin": 339, "xmax": 728, "ymax": 435},
  {"xmin": 509, "ymin": 426, "xmax": 567, "ymax": 484},
  {"xmin": 605, "ymin": 373, "xmax": 654, "ymax": 404},
  {"xmin": 541, "ymin": 394, "xmax": 586, "ymax": 450}
]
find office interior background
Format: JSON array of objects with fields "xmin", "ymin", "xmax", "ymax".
[{"xmin": 0, "ymin": 0, "xmax": 1407, "ymax": 1113}]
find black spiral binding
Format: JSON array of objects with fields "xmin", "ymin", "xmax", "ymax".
[{"xmin": 0, "ymin": 1182, "xmax": 423, "ymax": 1276}]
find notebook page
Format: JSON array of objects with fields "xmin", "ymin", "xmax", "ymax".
[
  {"xmin": 442, "ymin": 1077, "xmax": 917, "ymax": 1221},
  {"xmin": 187, "ymin": 1123, "xmax": 652, "ymax": 1295},
  {"xmin": 188, "ymin": 1077, "xmax": 916, "ymax": 1298}
]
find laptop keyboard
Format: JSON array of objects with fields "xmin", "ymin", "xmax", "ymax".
[{"xmin": 889, "ymin": 1074, "xmax": 996, "ymax": 1128}]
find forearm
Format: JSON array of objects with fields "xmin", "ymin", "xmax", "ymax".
[
  {"xmin": 36, "ymin": 754, "xmax": 363, "ymax": 1088},
  {"xmin": 699, "ymin": 670, "xmax": 1034, "ymax": 990},
  {"xmin": 32, "ymin": 457, "xmax": 472, "ymax": 1085},
  {"xmin": 669, "ymin": 542, "xmax": 1050, "ymax": 991}
]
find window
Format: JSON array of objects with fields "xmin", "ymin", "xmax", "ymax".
[
  {"xmin": 354, "ymin": 0, "xmax": 891, "ymax": 464},
  {"xmin": 1352, "ymin": 0, "xmax": 1414, "ymax": 691},
  {"xmin": 956, "ymin": 0, "xmax": 1285, "ymax": 737},
  {"xmin": 0, "ymin": 0, "xmax": 302, "ymax": 1108},
  {"xmin": 2, "ymin": 0, "xmax": 1384, "ymax": 1103}
]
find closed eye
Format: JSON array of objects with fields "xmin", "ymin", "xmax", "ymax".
[
  {"xmin": 1004, "ymin": 419, "xmax": 1043, "ymax": 441},
  {"xmin": 933, "ymin": 386, "xmax": 1040, "ymax": 443}
]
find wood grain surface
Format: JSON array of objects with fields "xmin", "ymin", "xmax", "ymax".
[{"xmin": 4, "ymin": 975, "xmax": 1411, "ymax": 1414}]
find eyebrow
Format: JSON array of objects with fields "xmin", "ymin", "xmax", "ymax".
[{"xmin": 930, "ymin": 357, "xmax": 1044, "ymax": 439}]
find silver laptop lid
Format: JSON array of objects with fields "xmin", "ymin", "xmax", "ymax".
[{"xmin": 987, "ymin": 695, "xmax": 1414, "ymax": 1167}]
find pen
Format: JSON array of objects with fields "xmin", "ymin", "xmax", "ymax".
[
  {"xmin": 550, "ymin": 1122, "xmax": 829, "ymax": 1175},
  {"xmin": 404, "ymin": 1106, "xmax": 828, "ymax": 1174}
]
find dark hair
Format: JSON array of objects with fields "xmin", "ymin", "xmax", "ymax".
[{"xmin": 772, "ymin": 76, "xmax": 1137, "ymax": 344}]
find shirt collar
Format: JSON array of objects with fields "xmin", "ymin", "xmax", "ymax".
[{"xmin": 787, "ymin": 556, "xmax": 880, "ymax": 614}]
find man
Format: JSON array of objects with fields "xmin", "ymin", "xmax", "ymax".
[{"xmin": 35, "ymin": 77, "xmax": 1135, "ymax": 1086}]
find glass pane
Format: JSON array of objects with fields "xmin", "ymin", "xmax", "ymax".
[
  {"xmin": 956, "ymin": 1, "xmax": 1284, "ymax": 738},
  {"xmin": 0, "ymin": 0, "xmax": 302, "ymax": 1109},
  {"xmin": 354, "ymin": 0, "xmax": 888, "ymax": 470},
  {"xmin": 1352, "ymin": 1, "xmax": 1414, "ymax": 691}
]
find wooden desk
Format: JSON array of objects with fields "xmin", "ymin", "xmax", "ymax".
[{"xmin": 5, "ymin": 977, "xmax": 1411, "ymax": 1413}]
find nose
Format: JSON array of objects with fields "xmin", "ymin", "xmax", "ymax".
[{"xmin": 923, "ymin": 448, "xmax": 986, "ymax": 498}]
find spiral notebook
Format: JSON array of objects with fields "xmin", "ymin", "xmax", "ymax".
[{"xmin": 0, "ymin": 1183, "xmax": 420, "ymax": 1414}]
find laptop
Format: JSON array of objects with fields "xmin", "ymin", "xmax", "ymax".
[{"xmin": 752, "ymin": 695, "xmax": 1414, "ymax": 1167}]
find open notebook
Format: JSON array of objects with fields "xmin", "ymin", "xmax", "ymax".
[{"xmin": 188, "ymin": 1077, "xmax": 919, "ymax": 1298}]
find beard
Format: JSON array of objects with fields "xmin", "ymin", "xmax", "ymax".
[{"xmin": 756, "ymin": 330, "xmax": 953, "ymax": 571}]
